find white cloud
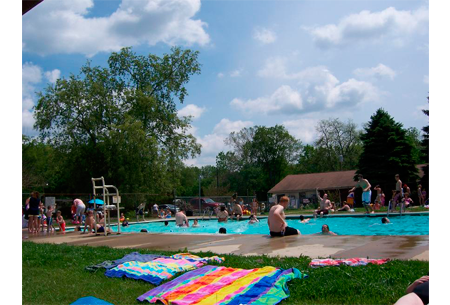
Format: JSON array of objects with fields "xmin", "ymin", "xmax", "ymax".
[
  {"xmin": 230, "ymin": 69, "xmax": 243, "ymax": 77},
  {"xmin": 22, "ymin": 63, "xmax": 43, "ymax": 134},
  {"xmin": 353, "ymin": 64, "xmax": 396, "ymax": 80},
  {"xmin": 231, "ymin": 85, "xmax": 303, "ymax": 115},
  {"xmin": 217, "ymin": 72, "xmax": 225, "ymax": 78},
  {"xmin": 423, "ymin": 75, "xmax": 429, "ymax": 84},
  {"xmin": 184, "ymin": 118, "xmax": 253, "ymax": 166},
  {"xmin": 178, "ymin": 104, "xmax": 206, "ymax": 120},
  {"xmin": 236, "ymin": 66, "xmax": 379, "ymax": 115},
  {"xmin": 305, "ymin": 6, "xmax": 428, "ymax": 49},
  {"xmin": 257, "ymin": 57, "xmax": 290, "ymax": 79},
  {"xmin": 22, "ymin": 63, "xmax": 63, "ymax": 135},
  {"xmin": 44, "ymin": 69, "xmax": 61, "ymax": 83},
  {"xmin": 283, "ymin": 118, "xmax": 320, "ymax": 144},
  {"xmin": 253, "ymin": 27, "xmax": 277, "ymax": 44},
  {"xmin": 22, "ymin": 0, "xmax": 210, "ymax": 57}
]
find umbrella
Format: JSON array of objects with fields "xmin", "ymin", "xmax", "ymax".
[{"xmin": 88, "ymin": 199, "xmax": 104, "ymax": 205}]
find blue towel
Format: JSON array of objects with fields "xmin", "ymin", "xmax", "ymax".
[{"xmin": 70, "ymin": 296, "xmax": 113, "ymax": 305}]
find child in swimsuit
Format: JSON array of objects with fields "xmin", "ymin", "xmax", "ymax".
[
  {"xmin": 56, "ymin": 211, "xmax": 66, "ymax": 234},
  {"xmin": 46, "ymin": 205, "xmax": 54, "ymax": 233}
]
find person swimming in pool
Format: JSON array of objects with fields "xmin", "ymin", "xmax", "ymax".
[
  {"xmin": 318, "ymin": 224, "xmax": 337, "ymax": 235},
  {"xmin": 217, "ymin": 206, "xmax": 229, "ymax": 222},
  {"xmin": 299, "ymin": 215, "xmax": 310, "ymax": 223},
  {"xmin": 268, "ymin": 196, "xmax": 300, "ymax": 237},
  {"xmin": 248, "ymin": 214, "xmax": 259, "ymax": 224},
  {"xmin": 382, "ymin": 217, "xmax": 390, "ymax": 224}
]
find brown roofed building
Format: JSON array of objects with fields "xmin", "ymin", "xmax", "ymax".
[{"xmin": 268, "ymin": 170, "xmax": 357, "ymax": 208}]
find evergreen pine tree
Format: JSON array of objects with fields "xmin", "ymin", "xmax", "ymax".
[{"xmin": 357, "ymin": 109, "xmax": 419, "ymax": 197}]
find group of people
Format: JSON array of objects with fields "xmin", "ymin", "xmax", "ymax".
[
  {"xmin": 23, "ymin": 191, "xmax": 66, "ymax": 234},
  {"xmin": 313, "ymin": 174, "xmax": 427, "ymax": 216}
]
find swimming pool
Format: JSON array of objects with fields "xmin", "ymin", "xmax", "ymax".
[{"xmin": 112, "ymin": 214, "xmax": 429, "ymax": 236}]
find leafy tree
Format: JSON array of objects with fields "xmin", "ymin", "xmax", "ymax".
[
  {"xmin": 33, "ymin": 47, "xmax": 201, "ymax": 193},
  {"xmin": 223, "ymin": 125, "xmax": 302, "ymax": 195},
  {"xmin": 405, "ymin": 127, "xmax": 426, "ymax": 164},
  {"xmin": 357, "ymin": 108, "xmax": 419, "ymax": 196},
  {"xmin": 314, "ymin": 118, "xmax": 362, "ymax": 171},
  {"xmin": 296, "ymin": 145, "xmax": 330, "ymax": 173},
  {"xmin": 419, "ymin": 97, "xmax": 429, "ymax": 192}
]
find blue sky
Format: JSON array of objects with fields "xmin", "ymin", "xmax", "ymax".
[{"xmin": 21, "ymin": 0, "xmax": 430, "ymax": 167}]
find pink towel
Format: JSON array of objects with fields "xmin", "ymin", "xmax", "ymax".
[{"xmin": 310, "ymin": 258, "xmax": 390, "ymax": 268}]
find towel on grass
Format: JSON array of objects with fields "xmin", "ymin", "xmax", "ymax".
[
  {"xmin": 170, "ymin": 253, "xmax": 225, "ymax": 264},
  {"xmin": 85, "ymin": 252, "xmax": 168, "ymax": 272},
  {"xmin": 309, "ymin": 258, "xmax": 390, "ymax": 268},
  {"xmin": 105, "ymin": 257, "xmax": 205, "ymax": 285},
  {"xmin": 137, "ymin": 265, "xmax": 304, "ymax": 305},
  {"xmin": 70, "ymin": 296, "xmax": 113, "ymax": 305}
]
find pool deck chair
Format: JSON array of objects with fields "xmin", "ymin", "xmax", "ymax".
[{"xmin": 91, "ymin": 177, "xmax": 121, "ymax": 236}]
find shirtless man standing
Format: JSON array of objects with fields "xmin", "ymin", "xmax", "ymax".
[
  {"xmin": 175, "ymin": 208, "xmax": 189, "ymax": 227},
  {"xmin": 268, "ymin": 196, "xmax": 300, "ymax": 237},
  {"xmin": 232, "ymin": 202, "xmax": 243, "ymax": 221},
  {"xmin": 349, "ymin": 174, "xmax": 373, "ymax": 214}
]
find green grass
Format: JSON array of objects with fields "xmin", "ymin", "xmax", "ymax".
[{"xmin": 22, "ymin": 242, "xmax": 428, "ymax": 305}]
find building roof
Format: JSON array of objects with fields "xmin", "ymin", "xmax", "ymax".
[
  {"xmin": 269, "ymin": 170, "xmax": 357, "ymax": 194},
  {"xmin": 269, "ymin": 164, "xmax": 428, "ymax": 194}
]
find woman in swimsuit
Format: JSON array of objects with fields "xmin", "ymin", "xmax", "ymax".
[{"xmin": 217, "ymin": 206, "xmax": 228, "ymax": 222}]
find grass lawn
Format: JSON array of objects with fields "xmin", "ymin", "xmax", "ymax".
[{"xmin": 22, "ymin": 242, "xmax": 428, "ymax": 305}]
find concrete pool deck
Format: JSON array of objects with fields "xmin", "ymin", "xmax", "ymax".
[{"xmin": 23, "ymin": 213, "xmax": 429, "ymax": 261}]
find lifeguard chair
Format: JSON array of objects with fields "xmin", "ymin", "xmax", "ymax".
[{"xmin": 91, "ymin": 177, "xmax": 122, "ymax": 235}]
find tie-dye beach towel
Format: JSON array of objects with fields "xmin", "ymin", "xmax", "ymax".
[
  {"xmin": 86, "ymin": 252, "xmax": 168, "ymax": 272},
  {"xmin": 309, "ymin": 258, "xmax": 390, "ymax": 268},
  {"xmin": 137, "ymin": 265, "xmax": 304, "ymax": 305},
  {"xmin": 170, "ymin": 253, "xmax": 225, "ymax": 264},
  {"xmin": 104, "ymin": 257, "xmax": 205, "ymax": 285}
]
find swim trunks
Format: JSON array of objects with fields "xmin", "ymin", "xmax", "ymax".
[
  {"xmin": 362, "ymin": 190, "xmax": 371, "ymax": 203},
  {"xmin": 270, "ymin": 226, "xmax": 299, "ymax": 237},
  {"xmin": 28, "ymin": 208, "xmax": 40, "ymax": 216},
  {"xmin": 413, "ymin": 281, "xmax": 429, "ymax": 305}
]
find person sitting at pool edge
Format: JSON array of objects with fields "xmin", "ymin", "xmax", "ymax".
[
  {"xmin": 217, "ymin": 206, "xmax": 228, "ymax": 222},
  {"xmin": 338, "ymin": 202, "xmax": 354, "ymax": 212},
  {"xmin": 318, "ymin": 224, "xmax": 337, "ymax": 235},
  {"xmin": 268, "ymin": 196, "xmax": 300, "ymax": 237},
  {"xmin": 314, "ymin": 188, "xmax": 332, "ymax": 217},
  {"xmin": 175, "ymin": 208, "xmax": 189, "ymax": 227}
]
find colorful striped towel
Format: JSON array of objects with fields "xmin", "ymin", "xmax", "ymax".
[
  {"xmin": 309, "ymin": 258, "xmax": 390, "ymax": 268},
  {"xmin": 137, "ymin": 265, "xmax": 304, "ymax": 304},
  {"xmin": 86, "ymin": 252, "xmax": 168, "ymax": 272},
  {"xmin": 105, "ymin": 257, "xmax": 205, "ymax": 285},
  {"xmin": 171, "ymin": 253, "xmax": 225, "ymax": 264}
]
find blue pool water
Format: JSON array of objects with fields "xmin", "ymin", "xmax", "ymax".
[{"xmin": 112, "ymin": 215, "xmax": 429, "ymax": 236}]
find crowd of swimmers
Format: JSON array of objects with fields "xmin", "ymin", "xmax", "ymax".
[{"xmin": 24, "ymin": 174, "xmax": 418, "ymax": 236}]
